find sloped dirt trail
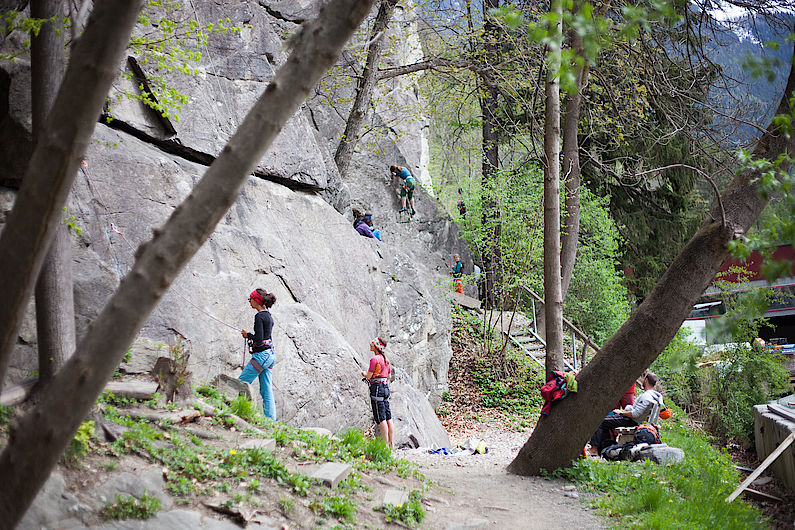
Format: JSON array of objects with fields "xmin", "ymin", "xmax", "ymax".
[{"xmin": 399, "ymin": 422, "xmax": 604, "ymax": 530}]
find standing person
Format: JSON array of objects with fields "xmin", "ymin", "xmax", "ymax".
[
  {"xmin": 239, "ymin": 289, "xmax": 277, "ymax": 420},
  {"xmin": 361, "ymin": 337, "xmax": 394, "ymax": 447},
  {"xmin": 390, "ymin": 164, "xmax": 416, "ymax": 215},
  {"xmin": 450, "ymin": 254, "xmax": 464, "ymax": 294},
  {"xmin": 588, "ymin": 372, "xmax": 664, "ymax": 454}
]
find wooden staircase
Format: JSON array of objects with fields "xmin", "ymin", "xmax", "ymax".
[{"xmin": 503, "ymin": 287, "xmax": 600, "ymax": 372}]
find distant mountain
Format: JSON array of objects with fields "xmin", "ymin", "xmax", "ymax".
[{"xmin": 704, "ymin": 12, "xmax": 794, "ymax": 144}]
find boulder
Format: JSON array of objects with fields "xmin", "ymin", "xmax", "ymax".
[
  {"xmin": 639, "ymin": 444, "xmax": 685, "ymax": 465},
  {"xmin": 211, "ymin": 374, "xmax": 255, "ymax": 403}
]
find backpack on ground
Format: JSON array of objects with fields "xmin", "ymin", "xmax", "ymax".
[{"xmin": 634, "ymin": 423, "xmax": 661, "ymax": 444}]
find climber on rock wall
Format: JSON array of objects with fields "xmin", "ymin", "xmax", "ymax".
[{"xmin": 390, "ymin": 164, "xmax": 416, "ymax": 215}]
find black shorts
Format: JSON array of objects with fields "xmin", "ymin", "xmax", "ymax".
[{"xmin": 369, "ymin": 382, "xmax": 391, "ymax": 424}]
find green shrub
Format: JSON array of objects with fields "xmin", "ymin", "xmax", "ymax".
[
  {"xmin": 62, "ymin": 420, "xmax": 94, "ymax": 466},
  {"xmin": 364, "ymin": 437, "xmax": 393, "ymax": 468},
  {"xmin": 194, "ymin": 383, "xmax": 223, "ymax": 402},
  {"xmin": 652, "ymin": 320, "xmax": 790, "ymax": 448},
  {"xmin": 229, "ymin": 395, "xmax": 259, "ymax": 422},
  {"xmin": 102, "ymin": 492, "xmax": 161, "ymax": 520},
  {"xmin": 701, "ymin": 343, "xmax": 789, "ymax": 445},
  {"xmin": 340, "ymin": 427, "xmax": 366, "ymax": 456}
]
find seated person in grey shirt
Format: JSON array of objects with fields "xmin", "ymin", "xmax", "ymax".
[{"xmin": 587, "ymin": 372, "xmax": 664, "ymax": 454}]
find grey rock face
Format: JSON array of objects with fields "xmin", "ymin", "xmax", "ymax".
[{"xmin": 1, "ymin": 0, "xmax": 467, "ymax": 449}]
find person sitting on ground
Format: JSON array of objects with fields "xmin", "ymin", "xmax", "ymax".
[
  {"xmin": 450, "ymin": 254, "xmax": 464, "ymax": 294},
  {"xmin": 390, "ymin": 164, "xmax": 416, "ymax": 215},
  {"xmin": 361, "ymin": 337, "xmax": 395, "ymax": 447},
  {"xmin": 363, "ymin": 213, "xmax": 381, "ymax": 241},
  {"xmin": 353, "ymin": 208, "xmax": 375, "ymax": 239},
  {"xmin": 588, "ymin": 372, "xmax": 664, "ymax": 455},
  {"xmin": 239, "ymin": 289, "xmax": 277, "ymax": 420}
]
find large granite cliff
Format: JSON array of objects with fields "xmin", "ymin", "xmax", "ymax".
[{"xmin": 0, "ymin": 0, "xmax": 473, "ymax": 447}]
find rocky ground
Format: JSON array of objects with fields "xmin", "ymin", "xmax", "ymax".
[{"xmin": 10, "ymin": 381, "xmax": 604, "ymax": 530}]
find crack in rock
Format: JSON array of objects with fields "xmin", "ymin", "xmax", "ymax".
[
  {"xmin": 257, "ymin": 1, "xmax": 305, "ymax": 24},
  {"xmin": 98, "ymin": 116, "xmax": 323, "ymax": 194}
]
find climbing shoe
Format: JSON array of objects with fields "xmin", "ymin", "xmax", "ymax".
[
  {"xmin": 399, "ymin": 208, "xmax": 407, "ymax": 213},
  {"xmin": 410, "ymin": 208, "xmax": 416, "ymax": 215}
]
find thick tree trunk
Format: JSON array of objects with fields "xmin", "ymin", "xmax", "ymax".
[
  {"xmin": 0, "ymin": 0, "xmax": 374, "ymax": 524},
  {"xmin": 508, "ymin": 59, "xmax": 795, "ymax": 475},
  {"xmin": 543, "ymin": 0, "xmax": 564, "ymax": 372},
  {"xmin": 0, "ymin": 0, "xmax": 146, "ymax": 388},
  {"xmin": 31, "ymin": 0, "xmax": 76, "ymax": 386},
  {"xmin": 560, "ymin": 31, "xmax": 588, "ymax": 300},
  {"xmin": 481, "ymin": 0, "xmax": 502, "ymax": 309},
  {"xmin": 334, "ymin": 0, "xmax": 398, "ymax": 178}
]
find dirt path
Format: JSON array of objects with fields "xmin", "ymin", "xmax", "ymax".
[{"xmin": 398, "ymin": 419, "xmax": 605, "ymax": 529}]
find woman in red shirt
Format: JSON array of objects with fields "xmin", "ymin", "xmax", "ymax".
[{"xmin": 362, "ymin": 337, "xmax": 394, "ymax": 447}]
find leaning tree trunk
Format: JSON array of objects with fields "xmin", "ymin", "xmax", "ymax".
[
  {"xmin": 543, "ymin": 0, "xmax": 564, "ymax": 373},
  {"xmin": 480, "ymin": 0, "xmax": 502, "ymax": 309},
  {"xmin": 559, "ymin": 30, "xmax": 589, "ymax": 300},
  {"xmin": 31, "ymin": 0, "xmax": 76, "ymax": 386},
  {"xmin": 508, "ymin": 58, "xmax": 795, "ymax": 475},
  {"xmin": 334, "ymin": 0, "xmax": 398, "ymax": 178},
  {"xmin": 0, "ymin": 0, "xmax": 374, "ymax": 524},
  {"xmin": 0, "ymin": 0, "xmax": 146, "ymax": 389}
]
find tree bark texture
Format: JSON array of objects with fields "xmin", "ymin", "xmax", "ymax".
[
  {"xmin": 31, "ymin": 0, "xmax": 76, "ymax": 386},
  {"xmin": 0, "ymin": 0, "xmax": 146, "ymax": 389},
  {"xmin": 508, "ymin": 59, "xmax": 795, "ymax": 476},
  {"xmin": 559, "ymin": 30, "xmax": 589, "ymax": 300},
  {"xmin": 543, "ymin": 0, "xmax": 564, "ymax": 372},
  {"xmin": 334, "ymin": 0, "xmax": 398, "ymax": 178},
  {"xmin": 0, "ymin": 0, "xmax": 374, "ymax": 524},
  {"xmin": 481, "ymin": 0, "xmax": 502, "ymax": 309}
]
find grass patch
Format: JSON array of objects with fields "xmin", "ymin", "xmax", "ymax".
[
  {"xmin": 313, "ymin": 493, "xmax": 357, "ymax": 523},
  {"xmin": 102, "ymin": 492, "xmax": 161, "ymax": 520},
  {"xmin": 559, "ymin": 406, "xmax": 768, "ymax": 529},
  {"xmin": 381, "ymin": 490, "xmax": 426, "ymax": 527}
]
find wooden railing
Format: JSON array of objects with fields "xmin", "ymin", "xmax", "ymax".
[{"xmin": 520, "ymin": 286, "xmax": 601, "ymax": 368}]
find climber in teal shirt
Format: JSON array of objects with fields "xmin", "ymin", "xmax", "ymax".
[{"xmin": 390, "ymin": 165, "xmax": 416, "ymax": 215}]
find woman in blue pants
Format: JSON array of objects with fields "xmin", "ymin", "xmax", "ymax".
[{"xmin": 239, "ymin": 288, "xmax": 277, "ymax": 420}]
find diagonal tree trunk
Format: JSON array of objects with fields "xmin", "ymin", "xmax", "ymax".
[
  {"xmin": 559, "ymin": 30, "xmax": 589, "ymax": 300},
  {"xmin": 31, "ymin": 0, "xmax": 76, "ymax": 386},
  {"xmin": 0, "ymin": 0, "xmax": 146, "ymax": 388},
  {"xmin": 543, "ymin": 0, "xmax": 564, "ymax": 372},
  {"xmin": 508, "ymin": 57, "xmax": 795, "ymax": 475},
  {"xmin": 0, "ymin": 0, "xmax": 374, "ymax": 524},
  {"xmin": 334, "ymin": 0, "xmax": 399, "ymax": 178}
]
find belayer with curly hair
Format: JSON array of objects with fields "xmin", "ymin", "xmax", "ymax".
[
  {"xmin": 362, "ymin": 337, "xmax": 394, "ymax": 446},
  {"xmin": 240, "ymin": 288, "xmax": 278, "ymax": 420}
]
